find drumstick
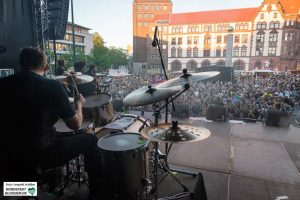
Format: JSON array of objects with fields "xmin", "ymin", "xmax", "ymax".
[{"xmin": 68, "ymin": 75, "xmax": 79, "ymax": 95}]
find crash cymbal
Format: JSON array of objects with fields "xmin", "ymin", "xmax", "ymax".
[
  {"xmin": 52, "ymin": 74, "xmax": 94, "ymax": 85},
  {"xmin": 123, "ymin": 85, "xmax": 182, "ymax": 106},
  {"xmin": 156, "ymin": 71, "xmax": 220, "ymax": 88},
  {"xmin": 140, "ymin": 121, "xmax": 211, "ymax": 143}
]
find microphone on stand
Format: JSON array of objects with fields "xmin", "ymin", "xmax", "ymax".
[{"xmin": 152, "ymin": 26, "xmax": 158, "ymax": 48}]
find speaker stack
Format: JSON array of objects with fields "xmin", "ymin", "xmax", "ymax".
[
  {"xmin": 206, "ymin": 106, "xmax": 228, "ymax": 122},
  {"xmin": 47, "ymin": 0, "xmax": 70, "ymax": 40},
  {"xmin": 265, "ymin": 110, "xmax": 290, "ymax": 127},
  {"xmin": 172, "ymin": 104, "xmax": 190, "ymax": 119}
]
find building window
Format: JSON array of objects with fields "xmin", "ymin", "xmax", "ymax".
[
  {"xmin": 193, "ymin": 47, "xmax": 198, "ymax": 57},
  {"xmin": 163, "ymin": 5, "xmax": 167, "ymax": 10},
  {"xmin": 138, "ymin": 22, "xmax": 142, "ymax": 27},
  {"xmin": 217, "ymin": 36, "xmax": 222, "ymax": 44},
  {"xmin": 194, "ymin": 37, "xmax": 199, "ymax": 45},
  {"xmin": 150, "ymin": 5, "xmax": 154, "ymax": 10},
  {"xmin": 138, "ymin": 13, "xmax": 142, "ymax": 18},
  {"xmin": 144, "ymin": 5, "xmax": 148, "ymax": 10},
  {"xmin": 216, "ymin": 48, "xmax": 221, "ymax": 57},
  {"xmin": 235, "ymin": 35, "xmax": 240, "ymax": 43},
  {"xmin": 256, "ymin": 22, "xmax": 267, "ymax": 29},
  {"xmin": 186, "ymin": 47, "xmax": 192, "ymax": 57},
  {"xmin": 260, "ymin": 13, "xmax": 264, "ymax": 19},
  {"xmin": 171, "ymin": 60, "xmax": 182, "ymax": 71},
  {"xmin": 172, "ymin": 26, "xmax": 183, "ymax": 33},
  {"xmin": 188, "ymin": 26, "xmax": 199, "ymax": 33},
  {"xmin": 178, "ymin": 37, "xmax": 182, "ymax": 45},
  {"xmin": 268, "ymin": 47, "xmax": 276, "ymax": 56},
  {"xmin": 171, "ymin": 47, "xmax": 176, "ymax": 57},
  {"xmin": 223, "ymin": 49, "xmax": 226, "ymax": 57},
  {"xmin": 144, "ymin": 22, "xmax": 148, "ymax": 26},
  {"xmin": 269, "ymin": 33, "xmax": 278, "ymax": 42},
  {"xmin": 203, "ymin": 50, "xmax": 210, "ymax": 57},
  {"xmin": 177, "ymin": 47, "xmax": 182, "ymax": 57},
  {"xmin": 149, "ymin": 13, "xmax": 154, "ymax": 18},
  {"xmin": 156, "ymin": 5, "xmax": 160, "ymax": 10},
  {"xmin": 256, "ymin": 47, "xmax": 263, "ymax": 56},
  {"xmin": 144, "ymin": 14, "xmax": 148, "ymax": 18},
  {"xmin": 137, "ymin": 4, "xmax": 142, "ymax": 9},
  {"xmin": 171, "ymin": 37, "xmax": 176, "ymax": 45},
  {"xmin": 256, "ymin": 34, "xmax": 265, "ymax": 42},
  {"xmin": 270, "ymin": 21, "xmax": 280, "ymax": 29},
  {"xmin": 233, "ymin": 47, "xmax": 240, "ymax": 57},
  {"xmin": 242, "ymin": 34, "xmax": 248, "ymax": 43},
  {"xmin": 187, "ymin": 37, "xmax": 192, "ymax": 45},
  {"xmin": 284, "ymin": 32, "xmax": 294, "ymax": 41},
  {"xmin": 216, "ymin": 60, "xmax": 225, "ymax": 66},
  {"xmin": 187, "ymin": 60, "xmax": 197, "ymax": 71},
  {"xmin": 201, "ymin": 59, "xmax": 211, "ymax": 67},
  {"xmin": 204, "ymin": 35, "xmax": 211, "ymax": 45},
  {"xmin": 233, "ymin": 59, "xmax": 245, "ymax": 70},
  {"xmin": 217, "ymin": 24, "xmax": 228, "ymax": 32},
  {"xmin": 241, "ymin": 47, "xmax": 247, "ymax": 57},
  {"xmin": 204, "ymin": 25, "xmax": 212, "ymax": 32},
  {"xmin": 274, "ymin": 13, "xmax": 278, "ymax": 18}
]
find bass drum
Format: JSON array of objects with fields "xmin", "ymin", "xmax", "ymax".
[
  {"xmin": 97, "ymin": 133, "xmax": 149, "ymax": 200},
  {"xmin": 95, "ymin": 114, "xmax": 150, "ymax": 139}
]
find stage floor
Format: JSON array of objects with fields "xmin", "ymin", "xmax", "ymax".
[{"xmin": 26, "ymin": 111, "xmax": 300, "ymax": 199}]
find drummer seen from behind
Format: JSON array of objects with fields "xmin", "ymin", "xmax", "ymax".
[{"xmin": 0, "ymin": 47, "xmax": 100, "ymax": 200}]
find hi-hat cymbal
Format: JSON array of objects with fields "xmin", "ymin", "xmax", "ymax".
[
  {"xmin": 156, "ymin": 71, "xmax": 220, "ymax": 88},
  {"xmin": 141, "ymin": 123, "xmax": 211, "ymax": 143},
  {"xmin": 52, "ymin": 74, "xmax": 94, "ymax": 85},
  {"xmin": 123, "ymin": 85, "xmax": 182, "ymax": 106}
]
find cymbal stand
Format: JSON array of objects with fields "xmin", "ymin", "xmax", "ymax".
[{"xmin": 150, "ymin": 85, "xmax": 192, "ymax": 199}]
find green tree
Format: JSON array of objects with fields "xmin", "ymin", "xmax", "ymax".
[
  {"xmin": 108, "ymin": 47, "xmax": 129, "ymax": 68},
  {"xmin": 93, "ymin": 32, "xmax": 105, "ymax": 47}
]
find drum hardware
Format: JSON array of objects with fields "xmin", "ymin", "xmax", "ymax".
[
  {"xmin": 54, "ymin": 120, "xmax": 94, "ymax": 189},
  {"xmin": 52, "ymin": 74, "xmax": 94, "ymax": 85}
]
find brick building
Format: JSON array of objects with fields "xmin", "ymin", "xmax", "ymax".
[{"xmin": 132, "ymin": 0, "xmax": 300, "ymax": 73}]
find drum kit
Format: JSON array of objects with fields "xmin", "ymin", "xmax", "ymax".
[{"xmin": 50, "ymin": 69, "xmax": 219, "ymax": 200}]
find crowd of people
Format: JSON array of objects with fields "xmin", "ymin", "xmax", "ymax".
[{"xmin": 106, "ymin": 72, "xmax": 300, "ymax": 121}]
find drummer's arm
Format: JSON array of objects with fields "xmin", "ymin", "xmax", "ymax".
[{"xmin": 64, "ymin": 94, "xmax": 85, "ymax": 130}]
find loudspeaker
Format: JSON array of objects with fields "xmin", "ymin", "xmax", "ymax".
[
  {"xmin": 47, "ymin": 0, "xmax": 70, "ymax": 40},
  {"xmin": 172, "ymin": 104, "xmax": 190, "ymax": 119},
  {"xmin": 265, "ymin": 110, "xmax": 290, "ymax": 127},
  {"xmin": 206, "ymin": 106, "xmax": 227, "ymax": 121}
]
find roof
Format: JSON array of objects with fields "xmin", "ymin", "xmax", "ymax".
[
  {"xmin": 67, "ymin": 22, "xmax": 91, "ymax": 30},
  {"xmin": 153, "ymin": 7, "xmax": 258, "ymax": 25},
  {"xmin": 279, "ymin": 0, "xmax": 300, "ymax": 14}
]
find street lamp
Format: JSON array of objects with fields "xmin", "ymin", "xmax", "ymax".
[{"xmin": 225, "ymin": 26, "xmax": 234, "ymax": 67}]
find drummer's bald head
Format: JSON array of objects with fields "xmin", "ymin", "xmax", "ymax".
[{"xmin": 19, "ymin": 47, "xmax": 48, "ymax": 70}]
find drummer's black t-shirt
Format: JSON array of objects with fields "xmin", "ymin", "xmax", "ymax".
[{"xmin": 0, "ymin": 71, "xmax": 75, "ymax": 153}]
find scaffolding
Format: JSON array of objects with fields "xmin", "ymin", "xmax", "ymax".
[{"xmin": 33, "ymin": 0, "xmax": 49, "ymax": 50}]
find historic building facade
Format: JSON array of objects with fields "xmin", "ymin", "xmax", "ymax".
[{"xmin": 133, "ymin": 0, "xmax": 300, "ymax": 73}]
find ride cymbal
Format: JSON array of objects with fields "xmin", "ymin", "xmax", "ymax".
[
  {"xmin": 156, "ymin": 71, "xmax": 220, "ymax": 88},
  {"xmin": 141, "ymin": 122, "xmax": 211, "ymax": 143},
  {"xmin": 123, "ymin": 85, "xmax": 182, "ymax": 106}
]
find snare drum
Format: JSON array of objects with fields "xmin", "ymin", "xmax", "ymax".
[
  {"xmin": 83, "ymin": 93, "xmax": 115, "ymax": 127},
  {"xmin": 95, "ymin": 114, "xmax": 150, "ymax": 139},
  {"xmin": 97, "ymin": 133, "xmax": 149, "ymax": 200},
  {"xmin": 54, "ymin": 120, "xmax": 94, "ymax": 138}
]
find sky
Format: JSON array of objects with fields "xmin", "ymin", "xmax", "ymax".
[{"xmin": 69, "ymin": 0, "xmax": 262, "ymax": 49}]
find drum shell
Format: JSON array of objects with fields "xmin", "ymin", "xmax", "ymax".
[
  {"xmin": 97, "ymin": 134, "xmax": 149, "ymax": 200},
  {"xmin": 83, "ymin": 94, "xmax": 115, "ymax": 127}
]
